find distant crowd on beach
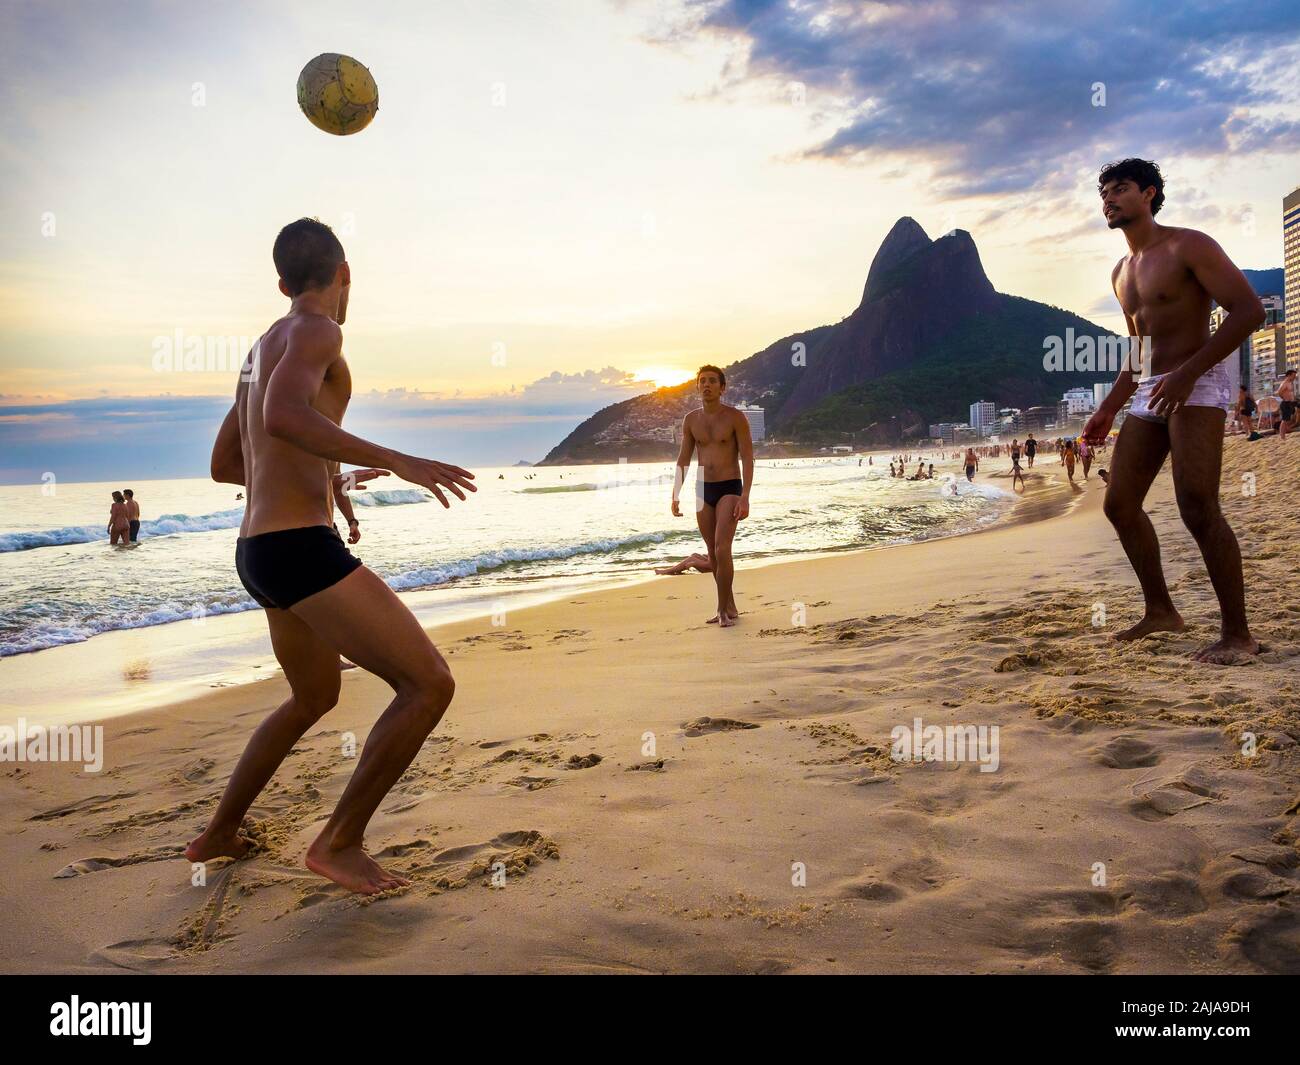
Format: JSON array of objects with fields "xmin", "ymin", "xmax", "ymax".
[
  {"xmin": 1231, "ymin": 371, "xmax": 1299, "ymax": 441},
  {"xmin": 881, "ymin": 430, "xmax": 1113, "ymax": 493},
  {"xmin": 107, "ymin": 488, "xmax": 141, "ymax": 545}
]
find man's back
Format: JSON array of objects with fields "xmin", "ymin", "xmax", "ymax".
[{"xmin": 237, "ymin": 314, "xmax": 351, "ymax": 537}]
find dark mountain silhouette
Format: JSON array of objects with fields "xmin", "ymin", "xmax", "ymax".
[{"xmin": 540, "ymin": 219, "xmax": 1118, "ymax": 464}]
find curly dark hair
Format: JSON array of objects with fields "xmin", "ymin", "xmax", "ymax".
[
  {"xmin": 1098, "ymin": 158, "xmax": 1165, "ymax": 215},
  {"xmin": 697, "ymin": 364, "xmax": 725, "ymax": 388}
]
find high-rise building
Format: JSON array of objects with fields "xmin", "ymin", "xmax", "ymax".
[
  {"xmin": 736, "ymin": 404, "xmax": 766, "ymax": 442},
  {"xmin": 1062, "ymin": 387, "xmax": 1095, "ymax": 414},
  {"xmin": 1094, "ymin": 381, "xmax": 1112, "ymax": 408},
  {"xmin": 1210, "ymin": 304, "xmax": 1246, "ymax": 397},
  {"xmin": 969, "ymin": 400, "xmax": 996, "ymax": 437},
  {"xmin": 1250, "ymin": 325, "xmax": 1286, "ymax": 394},
  {"xmin": 1286, "ymin": 188, "xmax": 1300, "ymax": 373}
]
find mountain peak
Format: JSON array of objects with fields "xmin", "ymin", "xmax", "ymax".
[{"xmin": 862, "ymin": 217, "xmax": 932, "ymax": 302}]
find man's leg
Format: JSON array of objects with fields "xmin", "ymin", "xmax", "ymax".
[
  {"xmin": 696, "ymin": 502, "xmax": 722, "ymax": 624},
  {"xmin": 1168, "ymin": 407, "xmax": 1259, "ymax": 663},
  {"xmin": 1102, "ymin": 414, "xmax": 1184, "ymax": 640},
  {"xmin": 287, "ymin": 566, "xmax": 455, "ymax": 893},
  {"xmin": 712, "ymin": 495, "xmax": 741, "ymax": 627},
  {"xmin": 186, "ymin": 608, "xmax": 341, "ymax": 862}
]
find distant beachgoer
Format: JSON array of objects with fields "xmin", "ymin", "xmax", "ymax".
[
  {"xmin": 1009, "ymin": 439, "xmax": 1025, "ymax": 491},
  {"xmin": 108, "ymin": 491, "xmax": 130, "ymax": 545},
  {"xmin": 1278, "ymin": 370, "xmax": 1297, "ymax": 442},
  {"xmin": 1063, "ymin": 438, "xmax": 1077, "ymax": 480},
  {"xmin": 123, "ymin": 488, "xmax": 140, "ymax": 542},
  {"xmin": 1024, "ymin": 434, "xmax": 1037, "ymax": 468},
  {"xmin": 654, "ymin": 552, "xmax": 712, "ymax": 576},
  {"xmin": 963, "ymin": 448, "xmax": 978, "ymax": 482},
  {"xmin": 928, "ymin": 463, "xmax": 934, "ymax": 478},
  {"xmin": 1079, "ymin": 437, "xmax": 1092, "ymax": 480},
  {"xmin": 1233, "ymin": 385, "xmax": 1256, "ymax": 436}
]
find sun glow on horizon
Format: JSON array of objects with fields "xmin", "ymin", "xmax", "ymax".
[{"xmin": 632, "ymin": 365, "xmax": 695, "ymax": 390}]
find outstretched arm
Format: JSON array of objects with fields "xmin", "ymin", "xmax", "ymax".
[
  {"xmin": 211, "ymin": 403, "xmax": 244, "ymax": 485},
  {"xmin": 262, "ymin": 318, "xmax": 475, "ymax": 507},
  {"xmin": 736, "ymin": 411, "xmax": 754, "ymax": 520},
  {"xmin": 671, "ymin": 415, "xmax": 695, "ymax": 517}
]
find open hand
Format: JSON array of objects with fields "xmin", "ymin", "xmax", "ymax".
[
  {"xmin": 1082, "ymin": 407, "xmax": 1115, "ymax": 447},
  {"xmin": 333, "ymin": 468, "xmax": 390, "ymax": 494},
  {"xmin": 396, "ymin": 457, "xmax": 476, "ymax": 508}
]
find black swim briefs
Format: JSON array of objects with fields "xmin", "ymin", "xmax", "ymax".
[
  {"xmin": 235, "ymin": 524, "xmax": 362, "ymax": 610},
  {"xmin": 701, "ymin": 479, "xmax": 743, "ymax": 509}
]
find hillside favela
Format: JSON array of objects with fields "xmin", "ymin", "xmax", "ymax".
[{"xmin": 2, "ymin": 0, "xmax": 1300, "ymax": 1033}]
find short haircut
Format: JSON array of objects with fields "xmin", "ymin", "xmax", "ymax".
[
  {"xmin": 1098, "ymin": 158, "xmax": 1165, "ymax": 215},
  {"xmin": 123, "ymin": 488, "xmax": 133, "ymax": 498},
  {"xmin": 273, "ymin": 218, "xmax": 346, "ymax": 296},
  {"xmin": 697, "ymin": 364, "xmax": 726, "ymax": 389}
]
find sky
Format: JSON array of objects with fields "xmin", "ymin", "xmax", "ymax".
[{"xmin": 1, "ymin": 0, "xmax": 1299, "ymax": 481}]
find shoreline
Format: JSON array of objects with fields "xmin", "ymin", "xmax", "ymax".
[
  {"xmin": 3, "ymin": 438, "xmax": 1298, "ymax": 973},
  {"xmin": 0, "ymin": 463, "xmax": 1077, "ymax": 727}
]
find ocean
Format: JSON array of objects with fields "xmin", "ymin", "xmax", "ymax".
[{"xmin": 0, "ymin": 456, "xmax": 1015, "ymax": 660}]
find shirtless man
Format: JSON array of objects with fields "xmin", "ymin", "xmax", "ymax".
[
  {"xmin": 963, "ymin": 447, "xmax": 978, "ymax": 482},
  {"xmin": 1024, "ymin": 433, "xmax": 1037, "ymax": 468},
  {"xmin": 671, "ymin": 365, "xmax": 754, "ymax": 627},
  {"xmin": 1083, "ymin": 159, "xmax": 1263, "ymax": 664},
  {"xmin": 123, "ymin": 488, "xmax": 141, "ymax": 542},
  {"xmin": 186, "ymin": 218, "xmax": 476, "ymax": 893},
  {"xmin": 1277, "ymin": 370, "xmax": 1297, "ymax": 441}
]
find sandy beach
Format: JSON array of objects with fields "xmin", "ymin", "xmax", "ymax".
[{"xmin": 3, "ymin": 437, "xmax": 1298, "ymax": 975}]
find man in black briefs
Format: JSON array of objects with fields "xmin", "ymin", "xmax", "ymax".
[
  {"xmin": 187, "ymin": 218, "xmax": 476, "ymax": 894},
  {"xmin": 672, "ymin": 365, "xmax": 754, "ymax": 627}
]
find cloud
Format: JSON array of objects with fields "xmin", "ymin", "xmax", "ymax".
[
  {"xmin": 655, "ymin": 0, "xmax": 1300, "ymax": 197},
  {"xmin": 0, "ymin": 369, "xmax": 653, "ymax": 483}
]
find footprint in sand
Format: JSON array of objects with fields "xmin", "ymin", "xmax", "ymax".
[
  {"xmin": 53, "ymin": 844, "xmax": 185, "ymax": 878},
  {"xmin": 1088, "ymin": 734, "xmax": 1161, "ymax": 768},
  {"xmin": 1127, "ymin": 870, "xmax": 1209, "ymax": 916},
  {"xmin": 29, "ymin": 791, "xmax": 137, "ymax": 821},
  {"xmin": 681, "ymin": 717, "xmax": 759, "ymax": 737},
  {"xmin": 1237, "ymin": 909, "xmax": 1300, "ymax": 974}
]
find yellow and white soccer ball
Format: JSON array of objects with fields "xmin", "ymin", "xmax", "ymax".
[{"xmin": 296, "ymin": 53, "xmax": 378, "ymax": 136}]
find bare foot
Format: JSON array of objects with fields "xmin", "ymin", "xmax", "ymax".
[
  {"xmin": 185, "ymin": 826, "xmax": 250, "ymax": 863},
  {"xmin": 706, "ymin": 613, "xmax": 720, "ymax": 624},
  {"xmin": 1191, "ymin": 635, "xmax": 1260, "ymax": 665},
  {"xmin": 1113, "ymin": 610, "xmax": 1185, "ymax": 641},
  {"xmin": 305, "ymin": 837, "xmax": 410, "ymax": 895},
  {"xmin": 719, "ymin": 613, "xmax": 736, "ymax": 628}
]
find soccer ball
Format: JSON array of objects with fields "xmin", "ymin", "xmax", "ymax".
[{"xmin": 296, "ymin": 53, "xmax": 378, "ymax": 136}]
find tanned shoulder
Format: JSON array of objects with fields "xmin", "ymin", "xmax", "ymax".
[{"xmin": 287, "ymin": 314, "xmax": 343, "ymax": 363}]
